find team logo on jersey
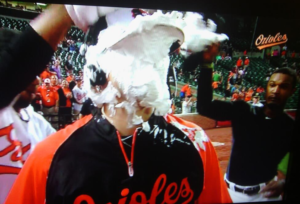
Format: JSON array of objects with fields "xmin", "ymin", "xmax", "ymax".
[
  {"xmin": 73, "ymin": 174, "xmax": 194, "ymax": 204},
  {"xmin": 0, "ymin": 124, "xmax": 31, "ymax": 175}
]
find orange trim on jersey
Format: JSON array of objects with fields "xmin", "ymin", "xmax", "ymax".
[
  {"xmin": 6, "ymin": 114, "xmax": 231, "ymax": 204},
  {"xmin": 4, "ymin": 115, "xmax": 93, "ymax": 204},
  {"xmin": 0, "ymin": 165, "xmax": 21, "ymax": 175},
  {"xmin": 165, "ymin": 114, "xmax": 232, "ymax": 204}
]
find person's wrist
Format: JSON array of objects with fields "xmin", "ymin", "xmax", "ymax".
[
  {"xmin": 201, "ymin": 62, "xmax": 214, "ymax": 69},
  {"xmin": 193, "ymin": 51, "xmax": 214, "ymax": 69},
  {"xmin": 278, "ymin": 179, "xmax": 285, "ymax": 185},
  {"xmin": 65, "ymin": 5, "xmax": 99, "ymax": 32}
]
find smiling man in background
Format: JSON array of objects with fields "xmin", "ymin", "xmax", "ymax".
[{"xmin": 197, "ymin": 55, "xmax": 297, "ymax": 202}]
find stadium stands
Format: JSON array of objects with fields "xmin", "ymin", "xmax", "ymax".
[
  {"xmin": 1, "ymin": 15, "xmax": 298, "ymax": 114},
  {"xmin": 171, "ymin": 51, "xmax": 299, "ymax": 110}
]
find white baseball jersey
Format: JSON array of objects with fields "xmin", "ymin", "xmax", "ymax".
[
  {"xmin": 252, "ymin": 102, "xmax": 264, "ymax": 107},
  {"xmin": 72, "ymin": 86, "xmax": 87, "ymax": 111},
  {"xmin": 0, "ymin": 104, "xmax": 55, "ymax": 203},
  {"xmin": 182, "ymin": 101, "xmax": 192, "ymax": 114}
]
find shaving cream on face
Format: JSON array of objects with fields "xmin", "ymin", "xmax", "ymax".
[
  {"xmin": 84, "ymin": 10, "xmax": 228, "ymax": 129},
  {"xmin": 83, "ymin": 12, "xmax": 184, "ymax": 128}
]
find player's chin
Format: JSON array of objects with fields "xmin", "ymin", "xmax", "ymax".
[{"xmin": 266, "ymin": 102, "xmax": 282, "ymax": 110}]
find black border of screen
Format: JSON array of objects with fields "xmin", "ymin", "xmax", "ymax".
[{"xmin": 2, "ymin": 1, "xmax": 299, "ymax": 204}]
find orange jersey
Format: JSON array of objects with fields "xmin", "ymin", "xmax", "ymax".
[
  {"xmin": 186, "ymin": 87, "xmax": 192, "ymax": 96},
  {"xmin": 256, "ymin": 87, "xmax": 264, "ymax": 93},
  {"xmin": 231, "ymin": 93, "xmax": 239, "ymax": 101},
  {"xmin": 236, "ymin": 59, "xmax": 242, "ymax": 67},
  {"xmin": 212, "ymin": 81, "xmax": 219, "ymax": 89},
  {"xmin": 244, "ymin": 59, "xmax": 249, "ymax": 65},
  {"xmin": 164, "ymin": 115, "xmax": 232, "ymax": 204},
  {"xmin": 245, "ymin": 90, "xmax": 254, "ymax": 101},
  {"xmin": 51, "ymin": 85, "xmax": 61, "ymax": 92},
  {"xmin": 37, "ymin": 86, "xmax": 59, "ymax": 107},
  {"xmin": 62, "ymin": 88, "xmax": 72, "ymax": 107},
  {"xmin": 239, "ymin": 92, "xmax": 245, "ymax": 100},
  {"xmin": 40, "ymin": 70, "xmax": 55, "ymax": 81},
  {"xmin": 228, "ymin": 72, "xmax": 234, "ymax": 82},
  {"xmin": 66, "ymin": 75, "xmax": 74, "ymax": 83},
  {"xmin": 181, "ymin": 84, "xmax": 189, "ymax": 93},
  {"xmin": 5, "ymin": 114, "xmax": 232, "ymax": 204}
]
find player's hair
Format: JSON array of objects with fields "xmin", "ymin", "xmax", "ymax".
[
  {"xmin": 0, "ymin": 28, "xmax": 20, "ymax": 53},
  {"xmin": 271, "ymin": 67, "xmax": 298, "ymax": 89}
]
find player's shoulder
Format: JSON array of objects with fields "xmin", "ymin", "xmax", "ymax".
[
  {"xmin": 165, "ymin": 114, "xmax": 205, "ymax": 133},
  {"xmin": 232, "ymin": 99, "xmax": 251, "ymax": 109},
  {"xmin": 164, "ymin": 114, "xmax": 209, "ymax": 151},
  {"xmin": 32, "ymin": 115, "xmax": 93, "ymax": 161}
]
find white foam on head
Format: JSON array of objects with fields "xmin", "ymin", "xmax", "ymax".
[{"xmin": 84, "ymin": 10, "xmax": 228, "ymax": 128}]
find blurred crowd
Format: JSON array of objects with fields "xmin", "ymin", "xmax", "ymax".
[{"xmin": 31, "ymin": 38, "xmax": 91, "ymax": 130}]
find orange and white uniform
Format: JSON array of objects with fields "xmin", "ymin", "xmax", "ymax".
[
  {"xmin": 0, "ymin": 105, "xmax": 55, "ymax": 203},
  {"xmin": 5, "ymin": 114, "xmax": 232, "ymax": 204}
]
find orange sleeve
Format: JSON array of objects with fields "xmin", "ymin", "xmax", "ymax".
[
  {"xmin": 195, "ymin": 141, "xmax": 232, "ymax": 204},
  {"xmin": 39, "ymin": 71, "xmax": 45, "ymax": 80},
  {"xmin": 186, "ymin": 87, "xmax": 191, "ymax": 95},
  {"xmin": 164, "ymin": 115, "xmax": 232, "ymax": 204},
  {"xmin": 4, "ymin": 115, "xmax": 93, "ymax": 204}
]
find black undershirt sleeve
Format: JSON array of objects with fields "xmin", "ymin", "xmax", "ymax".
[
  {"xmin": 57, "ymin": 88, "xmax": 67, "ymax": 107},
  {"xmin": 197, "ymin": 67, "xmax": 234, "ymax": 121},
  {"xmin": 0, "ymin": 25, "xmax": 54, "ymax": 109},
  {"xmin": 80, "ymin": 98, "xmax": 92, "ymax": 116}
]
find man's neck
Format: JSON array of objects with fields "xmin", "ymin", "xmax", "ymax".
[
  {"xmin": 13, "ymin": 102, "xmax": 28, "ymax": 114},
  {"xmin": 264, "ymin": 105, "xmax": 284, "ymax": 118},
  {"xmin": 13, "ymin": 104, "xmax": 21, "ymax": 113},
  {"xmin": 102, "ymin": 104, "xmax": 154, "ymax": 136}
]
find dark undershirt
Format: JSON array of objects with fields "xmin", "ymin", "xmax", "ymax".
[
  {"xmin": 46, "ymin": 114, "xmax": 204, "ymax": 204},
  {"xmin": 0, "ymin": 26, "xmax": 54, "ymax": 109},
  {"xmin": 197, "ymin": 67, "xmax": 293, "ymax": 185}
]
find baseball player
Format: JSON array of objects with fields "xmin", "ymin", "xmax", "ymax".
[
  {"xmin": 193, "ymin": 42, "xmax": 296, "ymax": 202},
  {"xmin": 0, "ymin": 78, "xmax": 56, "ymax": 203},
  {"xmin": 5, "ymin": 8, "xmax": 232, "ymax": 204},
  {"xmin": 0, "ymin": 5, "xmax": 75, "ymax": 203},
  {"xmin": 0, "ymin": 4, "xmax": 119, "ymax": 203}
]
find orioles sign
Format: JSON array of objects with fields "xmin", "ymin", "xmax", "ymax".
[{"xmin": 255, "ymin": 33, "xmax": 288, "ymax": 50}]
